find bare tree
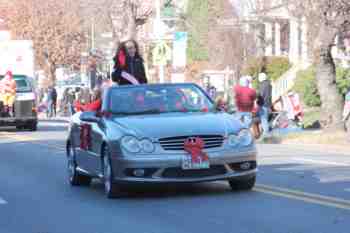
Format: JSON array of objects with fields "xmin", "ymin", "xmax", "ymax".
[
  {"xmin": 108, "ymin": 0, "xmax": 153, "ymax": 43},
  {"xmin": 208, "ymin": 0, "xmax": 245, "ymax": 71},
  {"xmin": 7, "ymin": 0, "xmax": 85, "ymax": 84},
  {"xmin": 285, "ymin": 0, "xmax": 350, "ymax": 129}
]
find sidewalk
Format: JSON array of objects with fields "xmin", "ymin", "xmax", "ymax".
[
  {"xmin": 258, "ymin": 129, "xmax": 349, "ymax": 154},
  {"xmin": 38, "ymin": 112, "xmax": 71, "ymax": 123}
]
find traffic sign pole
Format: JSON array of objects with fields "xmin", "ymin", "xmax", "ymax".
[{"xmin": 155, "ymin": 0, "xmax": 164, "ymax": 83}]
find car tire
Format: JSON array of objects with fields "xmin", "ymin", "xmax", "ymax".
[
  {"xmin": 229, "ymin": 175, "xmax": 256, "ymax": 191},
  {"xmin": 27, "ymin": 121, "xmax": 37, "ymax": 131},
  {"xmin": 102, "ymin": 146, "xmax": 123, "ymax": 199},
  {"xmin": 67, "ymin": 142, "xmax": 92, "ymax": 186},
  {"xmin": 16, "ymin": 125, "xmax": 25, "ymax": 130}
]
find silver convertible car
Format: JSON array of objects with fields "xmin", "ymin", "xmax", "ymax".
[{"xmin": 66, "ymin": 83, "xmax": 257, "ymax": 198}]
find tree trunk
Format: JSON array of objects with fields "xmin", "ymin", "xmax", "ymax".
[
  {"xmin": 47, "ymin": 62, "xmax": 56, "ymax": 86},
  {"xmin": 315, "ymin": 38, "xmax": 344, "ymax": 130},
  {"xmin": 125, "ymin": 6, "xmax": 136, "ymax": 41}
]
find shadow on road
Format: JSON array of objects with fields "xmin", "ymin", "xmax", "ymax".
[{"xmin": 88, "ymin": 180, "xmax": 246, "ymax": 199}]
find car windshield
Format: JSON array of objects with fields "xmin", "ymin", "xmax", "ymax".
[
  {"xmin": 108, "ymin": 84, "xmax": 214, "ymax": 115},
  {"xmin": 0, "ymin": 75, "xmax": 32, "ymax": 93}
]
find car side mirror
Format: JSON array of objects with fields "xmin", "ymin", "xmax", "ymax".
[{"xmin": 79, "ymin": 111, "xmax": 100, "ymax": 123}]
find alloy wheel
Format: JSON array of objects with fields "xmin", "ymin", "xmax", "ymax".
[{"xmin": 103, "ymin": 155, "xmax": 112, "ymax": 194}]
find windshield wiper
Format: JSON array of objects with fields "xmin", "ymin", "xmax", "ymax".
[
  {"xmin": 131, "ymin": 109, "xmax": 162, "ymax": 115},
  {"xmin": 112, "ymin": 109, "xmax": 161, "ymax": 116}
]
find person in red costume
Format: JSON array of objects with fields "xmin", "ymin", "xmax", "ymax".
[
  {"xmin": 0, "ymin": 71, "xmax": 17, "ymax": 116},
  {"xmin": 75, "ymin": 88, "xmax": 102, "ymax": 112}
]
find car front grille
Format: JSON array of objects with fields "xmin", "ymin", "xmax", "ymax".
[
  {"xmin": 159, "ymin": 135, "xmax": 224, "ymax": 151},
  {"xmin": 14, "ymin": 100, "xmax": 34, "ymax": 117},
  {"xmin": 162, "ymin": 165, "xmax": 227, "ymax": 178}
]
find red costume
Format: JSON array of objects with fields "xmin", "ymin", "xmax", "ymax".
[
  {"xmin": 75, "ymin": 99, "xmax": 102, "ymax": 112},
  {"xmin": 234, "ymin": 85, "xmax": 257, "ymax": 112}
]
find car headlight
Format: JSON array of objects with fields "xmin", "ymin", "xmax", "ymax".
[
  {"xmin": 121, "ymin": 136, "xmax": 141, "ymax": 153},
  {"xmin": 238, "ymin": 113, "xmax": 253, "ymax": 127},
  {"xmin": 121, "ymin": 136, "xmax": 155, "ymax": 153},
  {"xmin": 238, "ymin": 129, "xmax": 253, "ymax": 146},
  {"xmin": 140, "ymin": 139, "xmax": 155, "ymax": 153},
  {"xmin": 228, "ymin": 134, "xmax": 239, "ymax": 147},
  {"xmin": 228, "ymin": 129, "xmax": 253, "ymax": 147}
]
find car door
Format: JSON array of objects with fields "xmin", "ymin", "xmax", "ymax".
[
  {"xmin": 74, "ymin": 119, "xmax": 93, "ymax": 173},
  {"xmin": 73, "ymin": 111, "xmax": 105, "ymax": 176},
  {"xmin": 87, "ymin": 120, "xmax": 105, "ymax": 176}
]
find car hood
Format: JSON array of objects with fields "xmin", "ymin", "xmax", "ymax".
[{"xmin": 109, "ymin": 112, "xmax": 242, "ymax": 139}]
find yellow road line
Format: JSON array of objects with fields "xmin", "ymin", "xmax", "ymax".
[
  {"xmin": 0, "ymin": 134, "xmax": 65, "ymax": 152},
  {"xmin": 255, "ymin": 184, "xmax": 350, "ymax": 211}
]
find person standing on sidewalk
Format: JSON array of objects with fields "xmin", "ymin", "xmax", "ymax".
[
  {"xmin": 258, "ymin": 73, "xmax": 272, "ymax": 137},
  {"xmin": 46, "ymin": 86, "xmax": 54, "ymax": 118},
  {"xmin": 112, "ymin": 40, "xmax": 148, "ymax": 85},
  {"xmin": 234, "ymin": 76, "xmax": 257, "ymax": 126},
  {"xmin": 343, "ymin": 88, "xmax": 350, "ymax": 125},
  {"xmin": 51, "ymin": 86, "xmax": 57, "ymax": 117}
]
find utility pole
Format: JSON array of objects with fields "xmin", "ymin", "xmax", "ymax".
[
  {"xmin": 155, "ymin": 0, "xmax": 165, "ymax": 83},
  {"xmin": 91, "ymin": 17, "xmax": 95, "ymax": 51},
  {"xmin": 89, "ymin": 17, "xmax": 96, "ymax": 89}
]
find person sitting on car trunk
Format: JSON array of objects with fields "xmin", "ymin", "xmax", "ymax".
[
  {"xmin": 111, "ymin": 40, "xmax": 148, "ymax": 85},
  {"xmin": 0, "ymin": 71, "xmax": 17, "ymax": 117}
]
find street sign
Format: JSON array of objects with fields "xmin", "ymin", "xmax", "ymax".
[
  {"xmin": 152, "ymin": 41, "xmax": 172, "ymax": 66},
  {"xmin": 173, "ymin": 32, "xmax": 188, "ymax": 68}
]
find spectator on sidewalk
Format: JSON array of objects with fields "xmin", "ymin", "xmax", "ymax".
[
  {"xmin": 51, "ymin": 86, "xmax": 58, "ymax": 117},
  {"xmin": 343, "ymin": 89, "xmax": 350, "ymax": 122},
  {"xmin": 46, "ymin": 86, "xmax": 57, "ymax": 118},
  {"xmin": 46, "ymin": 86, "xmax": 53, "ymax": 118},
  {"xmin": 112, "ymin": 40, "xmax": 148, "ymax": 85},
  {"xmin": 258, "ymin": 73, "xmax": 272, "ymax": 137},
  {"xmin": 234, "ymin": 76, "xmax": 257, "ymax": 125}
]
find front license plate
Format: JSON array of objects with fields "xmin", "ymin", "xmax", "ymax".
[{"xmin": 182, "ymin": 156, "xmax": 210, "ymax": 170}]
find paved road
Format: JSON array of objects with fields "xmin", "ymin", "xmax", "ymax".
[{"xmin": 0, "ymin": 120, "xmax": 349, "ymax": 233}]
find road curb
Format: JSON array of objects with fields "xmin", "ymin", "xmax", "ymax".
[
  {"xmin": 38, "ymin": 117, "xmax": 70, "ymax": 123},
  {"xmin": 261, "ymin": 142, "xmax": 350, "ymax": 154}
]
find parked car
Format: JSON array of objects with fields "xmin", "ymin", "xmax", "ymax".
[
  {"xmin": 0, "ymin": 74, "xmax": 38, "ymax": 131},
  {"xmin": 66, "ymin": 83, "xmax": 257, "ymax": 198}
]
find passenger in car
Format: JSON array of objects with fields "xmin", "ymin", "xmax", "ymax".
[
  {"xmin": 167, "ymin": 90, "xmax": 186, "ymax": 112},
  {"xmin": 75, "ymin": 88, "xmax": 102, "ymax": 112}
]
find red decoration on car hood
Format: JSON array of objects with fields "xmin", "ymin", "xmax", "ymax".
[{"xmin": 184, "ymin": 137, "xmax": 209, "ymax": 163}]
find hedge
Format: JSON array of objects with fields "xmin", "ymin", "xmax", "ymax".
[
  {"xmin": 294, "ymin": 66, "xmax": 350, "ymax": 107},
  {"xmin": 243, "ymin": 56, "xmax": 291, "ymax": 81}
]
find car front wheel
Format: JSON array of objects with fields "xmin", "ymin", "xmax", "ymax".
[
  {"xmin": 67, "ymin": 142, "xmax": 91, "ymax": 186},
  {"xmin": 27, "ymin": 121, "xmax": 37, "ymax": 131},
  {"xmin": 229, "ymin": 175, "xmax": 256, "ymax": 191},
  {"xmin": 102, "ymin": 146, "xmax": 123, "ymax": 198}
]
